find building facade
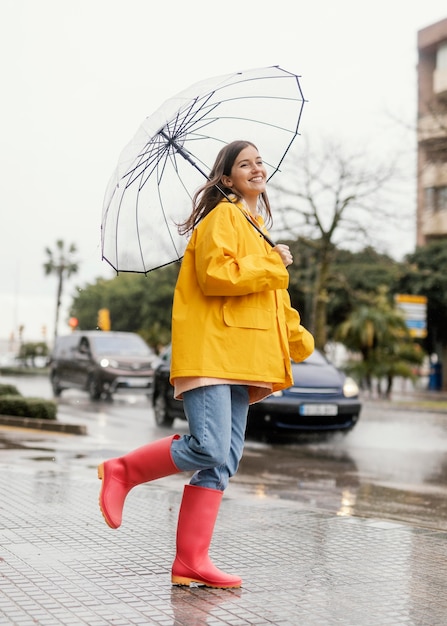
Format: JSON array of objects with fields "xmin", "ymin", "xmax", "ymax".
[{"xmin": 417, "ymin": 18, "xmax": 447, "ymax": 245}]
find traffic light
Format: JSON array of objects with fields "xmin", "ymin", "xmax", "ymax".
[
  {"xmin": 97, "ymin": 308, "xmax": 111, "ymax": 331},
  {"xmin": 68, "ymin": 317, "xmax": 78, "ymax": 330}
]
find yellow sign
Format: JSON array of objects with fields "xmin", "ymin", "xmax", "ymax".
[
  {"xmin": 394, "ymin": 294, "xmax": 427, "ymax": 339},
  {"xmin": 395, "ymin": 294, "xmax": 427, "ymax": 305},
  {"xmin": 97, "ymin": 308, "xmax": 111, "ymax": 331}
]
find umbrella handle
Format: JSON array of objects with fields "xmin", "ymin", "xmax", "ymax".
[
  {"xmin": 160, "ymin": 130, "xmax": 275, "ymax": 247},
  {"xmin": 237, "ymin": 208, "xmax": 275, "ymax": 247}
]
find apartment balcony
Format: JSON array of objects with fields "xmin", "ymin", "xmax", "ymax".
[
  {"xmin": 434, "ymin": 68, "xmax": 447, "ymax": 98},
  {"xmin": 418, "ymin": 112, "xmax": 447, "ymax": 146},
  {"xmin": 421, "ymin": 208, "xmax": 447, "ymax": 237},
  {"xmin": 421, "ymin": 162, "xmax": 447, "ymax": 187}
]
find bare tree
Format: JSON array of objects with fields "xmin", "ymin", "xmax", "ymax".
[
  {"xmin": 270, "ymin": 137, "xmax": 407, "ymax": 350},
  {"xmin": 43, "ymin": 240, "xmax": 79, "ymax": 340}
]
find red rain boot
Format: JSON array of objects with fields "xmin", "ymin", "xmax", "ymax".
[
  {"xmin": 97, "ymin": 434, "xmax": 180, "ymax": 529},
  {"xmin": 171, "ymin": 484, "xmax": 242, "ymax": 588}
]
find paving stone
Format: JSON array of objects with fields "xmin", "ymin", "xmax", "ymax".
[{"xmin": 2, "ymin": 465, "xmax": 447, "ymax": 625}]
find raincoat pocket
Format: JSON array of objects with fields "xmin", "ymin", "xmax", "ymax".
[{"xmin": 223, "ymin": 304, "xmax": 271, "ymax": 329}]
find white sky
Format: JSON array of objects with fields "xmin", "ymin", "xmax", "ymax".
[{"xmin": 1, "ymin": 0, "xmax": 446, "ymax": 345}]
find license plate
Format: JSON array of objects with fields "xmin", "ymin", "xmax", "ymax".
[
  {"xmin": 122, "ymin": 377, "xmax": 151, "ymax": 388},
  {"xmin": 299, "ymin": 404, "xmax": 338, "ymax": 416}
]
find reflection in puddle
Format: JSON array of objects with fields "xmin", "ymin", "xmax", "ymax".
[
  {"xmin": 170, "ymin": 585, "xmax": 243, "ymax": 624},
  {"xmin": 254, "ymin": 484, "xmax": 269, "ymax": 499},
  {"xmin": 237, "ymin": 407, "xmax": 447, "ymax": 530},
  {"xmin": 2, "ymin": 397, "xmax": 447, "ymax": 531},
  {"xmin": 0, "ymin": 433, "xmax": 55, "ymax": 453},
  {"xmin": 337, "ymin": 489, "xmax": 357, "ymax": 517}
]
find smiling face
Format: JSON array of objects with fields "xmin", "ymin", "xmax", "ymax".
[{"xmin": 221, "ymin": 145, "xmax": 267, "ymax": 207}]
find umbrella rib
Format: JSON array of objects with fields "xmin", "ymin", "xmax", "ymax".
[
  {"xmin": 134, "ymin": 144, "xmax": 185, "ymax": 273},
  {"xmin": 156, "ymin": 156, "xmax": 186, "ymax": 261},
  {"xmin": 172, "ymin": 92, "xmax": 304, "ymax": 137},
  {"xmin": 102, "ymin": 66, "xmax": 306, "ymax": 273},
  {"xmin": 159, "ymin": 92, "xmax": 305, "ymax": 175}
]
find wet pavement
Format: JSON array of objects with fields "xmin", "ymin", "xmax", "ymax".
[
  {"xmin": 2, "ymin": 378, "xmax": 447, "ymax": 624},
  {"xmin": 2, "ymin": 442, "xmax": 447, "ymax": 624}
]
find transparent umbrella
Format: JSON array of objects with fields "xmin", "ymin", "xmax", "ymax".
[{"xmin": 101, "ymin": 65, "xmax": 306, "ymax": 274}]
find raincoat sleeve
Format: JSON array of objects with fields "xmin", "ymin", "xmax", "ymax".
[
  {"xmin": 195, "ymin": 203, "xmax": 289, "ymax": 296},
  {"xmin": 282, "ymin": 289, "xmax": 315, "ymax": 363}
]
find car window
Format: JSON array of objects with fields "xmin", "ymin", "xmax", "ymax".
[
  {"xmin": 90, "ymin": 334, "xmax": 153, "ymax": 356},
  {"xmin": 79, "ymin": 337, "xmax": 90, "ymax": 353},
  {"xmin": 299, "ymin": 350, "xmax": 329, "ymax": 366},
  {"xmin": 161, "ymin": 345, "xmax": 172, "ymax": 362},
  {"xmin": 53, "ymin": 336, "xmax": 78, "ymax": 357}
]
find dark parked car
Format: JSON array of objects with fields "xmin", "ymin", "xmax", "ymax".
[
  {"xmin": 152, "ymin": 345, "xmax": 185, "ymax": 427},
  {"xmin": 49, "ymin": 331, "xmax": 156, "ymax": 400},
  {"xmin": 152, "ymin": 346, "xmax": 361, "ymax": 435}
]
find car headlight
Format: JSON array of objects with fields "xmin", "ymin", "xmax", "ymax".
[
  {"xmin": 272, "ymin": 390, "xmax": 283, "ymax": 397},
  {"xmin": 100, "ymin": 358, "xmax": 119, "ymax": 368},
  {"xmin": 343, "ymin": 377, "xmax": 359, "ymax": 398}
]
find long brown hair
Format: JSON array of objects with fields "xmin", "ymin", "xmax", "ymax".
[{"xmin": 177, "ymin": 140, "xmax": 272, "ymax": 236}]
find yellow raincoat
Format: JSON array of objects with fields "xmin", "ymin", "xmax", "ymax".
[{"xmin": 170, "ymin": 199, "xmax": 314, "ymax": 398}]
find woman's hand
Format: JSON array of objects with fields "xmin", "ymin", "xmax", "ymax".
[{"xmin": 273, "ymin": 244, "xmax": 293, "ymax": 267}]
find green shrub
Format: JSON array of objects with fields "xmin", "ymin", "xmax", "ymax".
[
  {"xmin": 0, "ymin": 384, "xmax": 21, "ymax": 396},
  {"xmin": 0, "ymin": 396, "xmax": 57, "ymax": 420}
]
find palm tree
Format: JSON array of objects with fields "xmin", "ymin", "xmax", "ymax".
[
  {"xmin": 336, "ymin": 287, "xmax": 423, "ymax": 395},
  {"xmin": 43, "ymin": 240, "xmax": 79, "ymax": 339}
]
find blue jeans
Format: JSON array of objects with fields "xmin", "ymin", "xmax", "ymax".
[{"xmin": 170, "ymin": 384, "xmax": 249, "ymax": 491}]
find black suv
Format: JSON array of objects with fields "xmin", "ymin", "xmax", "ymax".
[
  {"xmin": 49, "ymin": 331, "xmax": 156, "ymax": 400},
  {"xmin": 152, "ymin": 345, "xmax": 186, "ymax": 426}
]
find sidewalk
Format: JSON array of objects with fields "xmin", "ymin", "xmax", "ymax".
[{"xmin": 1, "ymin": 463, "xmax": 447, "ymax": 625}]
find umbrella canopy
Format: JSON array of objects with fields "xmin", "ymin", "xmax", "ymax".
[{"xmin": 101, "ymin": 65, "xmax": 306, "ymax": 274}]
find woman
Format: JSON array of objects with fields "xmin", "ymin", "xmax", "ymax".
[{"xmin": 97, "ymin": 140, "xmax": 314, "ymax": 589}]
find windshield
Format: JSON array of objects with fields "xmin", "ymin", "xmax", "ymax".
[
  {"xmin": 90, "ymin": 334, "xmax": 152, "ymax": 357},
  {"xmin": 300, "ymin": 350, "xmax": 329, "ymax": 365}
]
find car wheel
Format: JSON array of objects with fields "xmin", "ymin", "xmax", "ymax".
[
  {"xmin": 88, "ymin": 376, "xmax": 102, "ymax": 401},
  {"xmin": 51, "ymin": 374, "xmax": 62, "ymax": 397},
  {"xmin": 154, "ymin": 392, "xmax": 174, "ymax": 428}
]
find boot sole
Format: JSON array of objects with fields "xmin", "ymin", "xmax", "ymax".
[
  {"xmin": 171, "ymin": 575, "xmax": 242, "ymax": 589},
  {"xmin": 97, "ymin": 463, "xmax": 118, "ymax": 529}
]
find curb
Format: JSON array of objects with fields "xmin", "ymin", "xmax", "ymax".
[{"xmin": 0, "ymin": 415, "xmax": 87, "ymax": 435}]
